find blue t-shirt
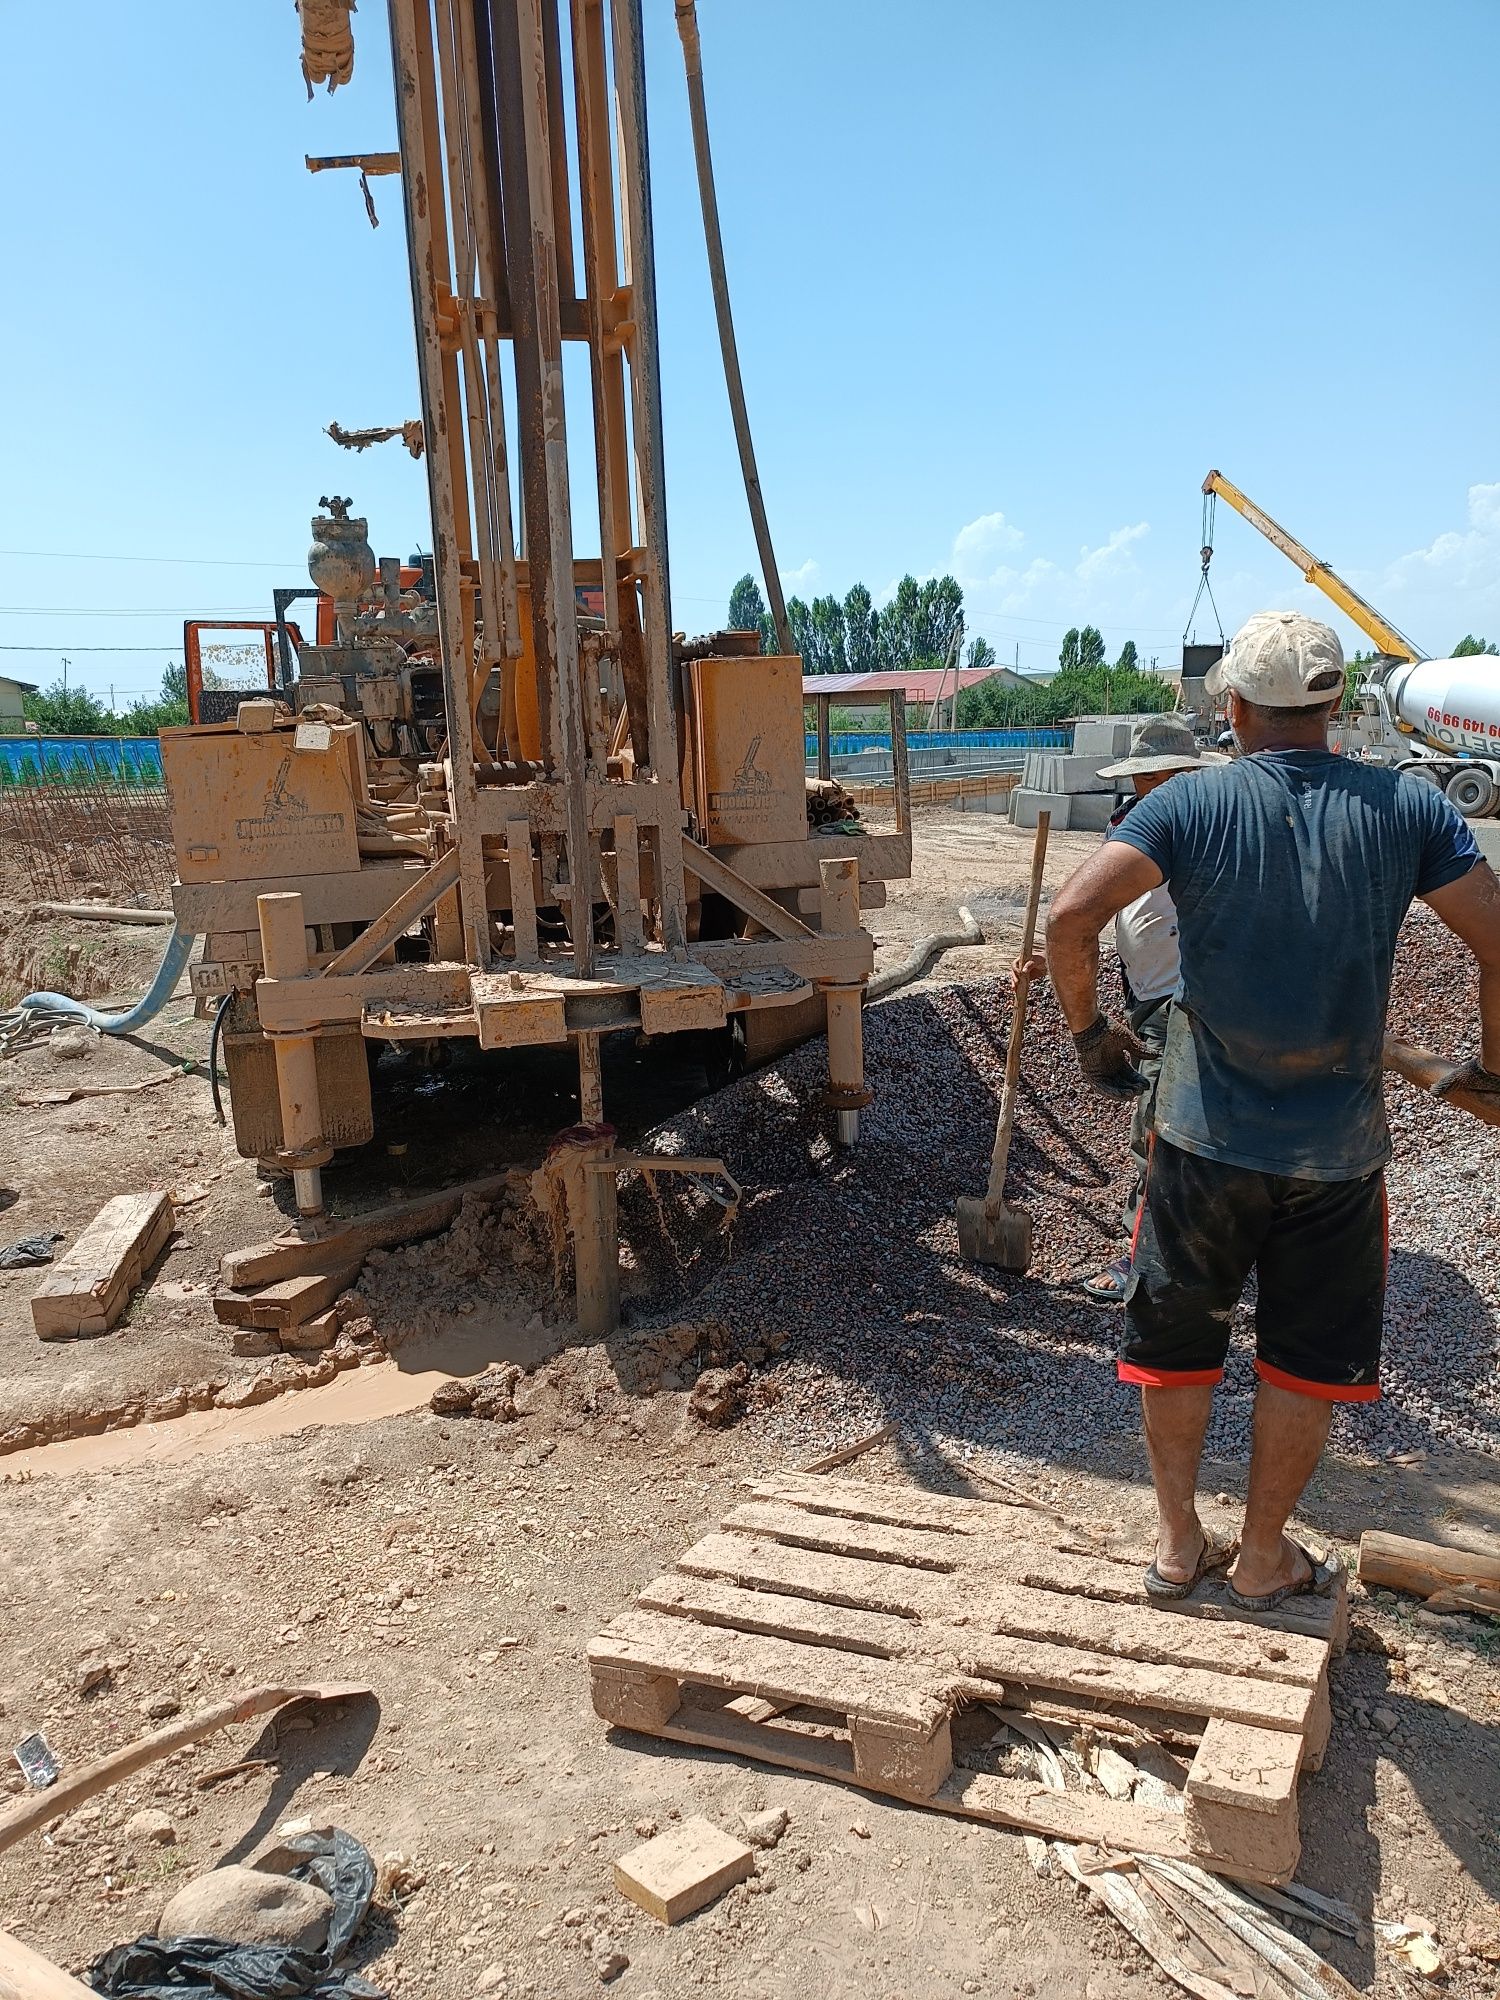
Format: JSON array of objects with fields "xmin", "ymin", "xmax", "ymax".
[{"xmin": 1111, "ymin": 751, "xmax": 1479, "ymax": 1180}]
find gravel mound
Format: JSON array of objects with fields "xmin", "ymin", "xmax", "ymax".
[{"xmin": 627, "ymin": 907, "xmax": 1500, "ymax": 1466}]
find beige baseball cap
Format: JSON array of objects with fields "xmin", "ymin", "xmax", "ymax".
[{"xmin": 1206, "ymin": 610, "xmax": 1346, "ymax": 707}]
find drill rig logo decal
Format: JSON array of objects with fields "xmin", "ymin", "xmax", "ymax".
[
  {"xmin": 235, "ymin": 756, "xmax": 347, "ymax": 845},
  {"xmin": 710, "ymin": 733, "xmax": 792, "ymax": 838}
]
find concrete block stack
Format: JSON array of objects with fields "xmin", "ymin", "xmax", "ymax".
[{"xmin": 1009, "ymin": 716, "xmax": 1134, "ymax": 832}]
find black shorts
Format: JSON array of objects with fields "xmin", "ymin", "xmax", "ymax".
[{"xmin": 1121, "ymin": 1137, "xmax": 1386, "ymax": 1402}]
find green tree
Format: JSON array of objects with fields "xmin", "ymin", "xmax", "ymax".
[
  {"xmin": 965, "ymin": 636, "xmax": 997, "ymax": 671},
  {"xmin": 124, "ymin": 662, "xmax": 190, "ymax": 735},
  {"xmin": 1452, "ymin": 634, "xmax": 1499, "ymax": 656},
  {"xmin": 844, "ymin": 583, "xmax": 877, "ymax": 675},
  {"xmin": 809, "ymin": 594, "xmax": 848, "ymax": 674},
  {"xmin": 1077, "ymin": 625, "xmax": 1107, "ymax": 671},
  {"xmin": 727, "ymin": 573, "xmax": 767, "ymax": 632},
  {"xmin": 23, "ymin": 671, "xmax": 114, "ymax": 735},
  {"xmin": 1059, "ymin": 628, "xmax": 1081, "ymax": 674},
  {"xmin": 877, "ymin": 576, "xmax": 922, "ymax": 669},
  {"xmin": 1115, "ymin": 640, "xmax": 1139, "ymax": 674}
]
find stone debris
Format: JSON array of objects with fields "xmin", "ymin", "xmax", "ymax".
[
  {"xmin": 687, "ymin": 1362, "xmax": 750, "ymax": 1427},
  {"xmin": 624, "ymin": 906, "xmax": 1499, "ymax": 1466},
  {"xmin": 741, "ymin": 1807, "xmax": 790, "ymax": 1850},
  {"xmin": 124, "ymin": 1808, "xmax": 177, "ymax": 1846}
]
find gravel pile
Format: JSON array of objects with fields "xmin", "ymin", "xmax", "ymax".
[{"xmin": 627, "ymin": 906, "xmax": 1500, "ymax": 1466}]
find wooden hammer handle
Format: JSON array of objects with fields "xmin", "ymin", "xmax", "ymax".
[{"xmin": 984, "ymin": 813, "xmax": 1051, "ymax": 1209}]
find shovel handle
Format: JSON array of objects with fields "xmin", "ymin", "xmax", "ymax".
[{"xmin": 984, "ymin": 813, "xmax": 1050, "ymax": 1210}]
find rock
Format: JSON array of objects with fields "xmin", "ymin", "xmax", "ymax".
[
  {"xmin": 50, "ymin": 1026, "xmax": 96, "ymax": 1060},
  {"xmin": 849, "ymin": 1819, "xmax": 871, "ymax": 1839},
  {"xmin": 75, "ymin": 1657, "xmax": 112, "ymax": 1696},
  {"xmin": 742, "ymin": 1807, "xmax": 789, "ymax": 1851},
  {"xmin": 1373, "ymin": 1706, "xmax": 1399, "ymax": 1735},
  {"xmin": 215, "ymin": 1374, "xmax": 282, "ymax": 1411},
  {"xmin": 591, "ymin": 1939, "xmax": 629, "ymax": 1983},
  {"xmin": 160, "ymin": 1866, "xmax": 333, "ymax": 1951},
  {"xmin": 688, "ymin": 1363, "xmax": 750, "ymax": 1428},
  {"xmin": 231, "ymin": 1328, "xmax": 280, "ymax": 1358},
  {"xmin": 476, "ymin": 1968, "xmax": 507, "ymax": 1994},
  {"xmin": 142, "ymin": 1694, "xmax": 181, "ymax": 1721},
  {"xmin": 125, "ymin": 1809, "xmax": 176, "ymax": 1846},
  {"xmin": 430, "ymin": 1378, "xmax": 476, "ymax": 1416},
  {"xmin": 280, "ymin": 1314, "xmax": 338, "ymax": 1353},
  {"xmin": 633, "ymin": 1818, "xmax": 658, "ymax": 1840}
]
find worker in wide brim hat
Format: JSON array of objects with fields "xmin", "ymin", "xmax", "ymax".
[
  {"xmin": 1080, "ymin": 715, "xmax": 1225, "ymax": 1303},
  {"xmin": 1044, "ymin": 610, "xmax": 1499, "ymax": 1613}
]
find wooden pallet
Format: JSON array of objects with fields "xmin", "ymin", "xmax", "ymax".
[{"xmin": 589, "ymin": 1473, "xmax": 1347, "ymax": 1886}]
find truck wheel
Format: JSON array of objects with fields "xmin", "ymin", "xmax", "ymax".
[{"xmin": 1444, "ymin": 767, "xmax": 1497, "ymax": 817}]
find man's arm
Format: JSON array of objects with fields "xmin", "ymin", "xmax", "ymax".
[
  {"xmin": 1421, "ymin": 858, "xmax": 1500, "ymax": 1088},
  {"xmin": 1046, "ymin": 840, "xmax": 1166, "ymax": 1096}
]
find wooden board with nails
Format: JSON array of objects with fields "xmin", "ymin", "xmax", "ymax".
[{"xmin": 589, "ymin": 1474, "xmax": 1342, "ymax": 1884}]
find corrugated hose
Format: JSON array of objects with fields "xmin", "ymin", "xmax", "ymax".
[{"xmin": 0, "ymin": 926, "xmax": 198, "ymax": 1058}]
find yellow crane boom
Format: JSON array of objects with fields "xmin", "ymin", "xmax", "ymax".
[{"xmin": 1202, "ymin": 469, "xmax": 1425, "ymax": 664}]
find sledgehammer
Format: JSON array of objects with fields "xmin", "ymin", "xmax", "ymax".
[
  {"xmin": 1383, "ymin": 1034, "xmax": 1500, "ymax": 1126},
  {"xmin": 957, "ymin": 812, "xmax": 1050, "ymax": 1270}
]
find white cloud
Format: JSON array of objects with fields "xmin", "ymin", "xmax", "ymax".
[
  {"xmin": 1076, "ymin": 520, "xmax": 1150, "ymax": 583},
  {"xmin": 951, "ymin": 510, "xmax": 1024, "ymax": 584},
  {"xmin": 1380, "ymin": 483, "xmax": 1500, "ymax": 603},
  {"xmin": 779, "ymin": 556, "xmax": 819, "ymax": 591}
]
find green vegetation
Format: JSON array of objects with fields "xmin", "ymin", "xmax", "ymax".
[{"xmin": 10, "ymin": 662, "xmax": 188, "ymax": 737}]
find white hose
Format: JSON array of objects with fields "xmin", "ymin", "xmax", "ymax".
[{"xmin": 866, "ymin": 905, "xmax": 983, "ymax": 1001}]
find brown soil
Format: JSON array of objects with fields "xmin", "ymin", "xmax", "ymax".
[{"xmin": 1, "ymin": 804, "xmax": 1497, "ymax": 1998}]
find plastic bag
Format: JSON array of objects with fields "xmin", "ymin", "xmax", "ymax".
[{"xmin": 88, "ymin": 1827, "xmax": 386, "ymax": 2000}]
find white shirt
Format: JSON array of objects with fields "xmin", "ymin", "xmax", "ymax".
[{"xmin": 1114, "ymin": 883, "xmax": 1181, "ymax": 1005}]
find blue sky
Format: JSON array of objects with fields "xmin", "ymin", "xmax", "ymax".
[{"xmin": 2, "ymin": 1, "xmax": 1497, "ymax": 702}]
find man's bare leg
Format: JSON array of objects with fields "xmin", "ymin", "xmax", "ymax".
[
  {"xmin": 1228, "ymin": 1381, "xmax": 1333, "ymax": 1598},
  {"xmin": 1141, "ymin": 1383, "xmax": 1215, "ymax": 1581}
]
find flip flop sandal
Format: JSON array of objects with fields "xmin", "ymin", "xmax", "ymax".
[
  {"xmin": 1224, "ymin": 1537, "xmax": 1340, "ymax": 1613},
  {"xmin": 1143, "ymin": 1529, "xmax": 1238, "ymax": 1602},
  {"xmin": 1082, "ymin": 1254, "xmax": 1133, "ymax": 1305}
]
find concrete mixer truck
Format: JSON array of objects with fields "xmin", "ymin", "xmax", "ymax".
[{"xmin": 1199, "ymin": 470, "xmax": 1500, "ymax": 817}]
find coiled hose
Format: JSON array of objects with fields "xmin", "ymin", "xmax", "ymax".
[{"xmin": 0, "ymin": 926, "xmax": 198, "ymax": 1056}]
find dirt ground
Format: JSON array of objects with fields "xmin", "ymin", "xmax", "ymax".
[{"xmin": 1, "ymin": 806, "xmax": 1497, "ymax": 1997}]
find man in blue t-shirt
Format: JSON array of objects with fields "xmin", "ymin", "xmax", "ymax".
[{"xmin": 1046, "ymin": 610, "xmax": 1500, "ymax": 1612}]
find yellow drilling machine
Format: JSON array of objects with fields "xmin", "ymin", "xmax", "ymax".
[{"xmin": 161, "ymin": 0, "xmax": 911, "ymax": 1335}]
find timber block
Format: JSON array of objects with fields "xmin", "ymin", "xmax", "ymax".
[
  {"xmin": 1184, "ymin": 1718, "xmax": 1304, "ymax": 1885},
  {"xmin": 592, "ymin": 1667, "xmax": 682, "ymax": 1733},
  {"xmin": 614, "ymin": 1816, "xmax": 754, "ymax": 1924},
  {"xmin": 850, "ymin": 1715, "xmax": 954, "ymax": 1798},
  {"xmin": 31, "ymin": 1192, "xmax": 174, "ymax": 1341}
]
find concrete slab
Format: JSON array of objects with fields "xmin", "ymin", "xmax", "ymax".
[{"xmin": 1010, "ymin": 789, "xmax": 1072, "ymax": 831}]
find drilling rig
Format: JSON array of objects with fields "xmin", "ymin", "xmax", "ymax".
[{"xmin": 160, "ymin": 0, "xmax": 911, "ymax": 1335}]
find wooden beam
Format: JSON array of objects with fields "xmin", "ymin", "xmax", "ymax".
[
  {"xmin": 30, "ymin": 1193, "xmax": 174, "ymax": 1341},
  {"xmin": 682, "ymin": 837, "xmax": 816, "ymax": 943},
  {"xmin": 319, "ymin": 848, "xmax": 461, "ymax": 977},
  {"xmin": 0, "ymin": 1930, "xmax": 96, "ymax": 2000},
  {"xmin": 220, "ymin": 1171, "xmax": 524, "ymax": 1291},
  {"xmin": 1358, "ymin": 1529, "xmax": 1500, "ymax": 1613}
]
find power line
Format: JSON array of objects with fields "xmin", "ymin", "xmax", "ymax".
[
  {"xmin": 0, "ymin": 643, "xmax": 185, "ymax": 654},
  {"xmin": 0, "ymin": 547, "xmax": 302, "ymax": 570}
]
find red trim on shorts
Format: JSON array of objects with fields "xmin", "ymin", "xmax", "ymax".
[
  {"xmin": 1117, "ymin": 1362, "xmax": 1223, "ymax": 1388},
  {"xmin": 1128, "ymin": 1131, "xmax": 1154, "ymax": 1263},
  {"xmin": 1254, "ymin": 1359, "xmax": 1381, "ymax": 1403}
]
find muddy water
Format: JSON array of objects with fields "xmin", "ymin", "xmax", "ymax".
[{"xmin": 2, "ymin": 1312, "xmax": 561, "ymax": 1482}]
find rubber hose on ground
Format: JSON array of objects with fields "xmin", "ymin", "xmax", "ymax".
[
  {"xmin": 866, "ymin": 906, "xmax": 983, "ymax": 1002},
  {"xmin": 16, "ymin": 925, "xmax": 198, "ymax": 1035}
]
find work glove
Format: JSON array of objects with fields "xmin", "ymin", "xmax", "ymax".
[
  {"xmin": 1432, "ymin": 1058, "xmax": 1500, "ymax": 1107},
  {"xmin": 1073, "ymin": 1014, "xmax": 1149, "ymax": 1100}
]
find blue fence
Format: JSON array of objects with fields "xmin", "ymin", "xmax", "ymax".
[
  {"xmin": 805, "ymin": 727, "xmax": 1070, "ymax": 758},
  {"xmin": 0, "ymin": 735, "xmax": 165, "ymax": 784}
]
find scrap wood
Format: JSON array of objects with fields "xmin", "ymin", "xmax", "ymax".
[
  {"xmin": 1357, "ymin": 1529, "xmax": 1500, "ymax": 1615},
  {"xmin": 0, "ymin": 1681, "xmax": 370, "ymax": 1859},
  {"xmin": 797, "ymin": 1422, "xmax": 896, "ymax": 1474},
  {"xmin": 222, "ymin": 1169, "xmax": 525, "ymax": 1290},
  {"xmin": 30, "ymin": 1192, "xmax": 175, "ymax": 1341},
  {"xmin": 194, "ymin": 1756, "xmax": 275, "ymax": 1790},
  {"xmin": 0, "ymin": 1926, "xmax": 96, "ymax": 2000},
  {"xmin": 16, "ymin": 1065, "xmax": 191, "ymax": 1109}
]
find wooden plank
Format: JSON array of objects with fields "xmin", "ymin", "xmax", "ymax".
[
  {"xmin": 614, "ymin": 1817, "xmax": 754, "ymax": 1924},
  {"xmin": 636, "ymin": 1573, "xmax": 1316, "ymax": 1736},
  {"xmin": 754, "ymin": 1471, "xmax": 1090, "ymax": 1547},
  {"xmin": 1185, "ymin": 1719, "xmax": 1302, "ymax": 1815},
  {"xmin": 255, "ymin": 963, "xmax": 472, "ymax": 1032},
  {"xmin": 710, "ymin": 828, "xmax": 913, "ymax": 890},
  {"xmin": 724, "ymin": 1497, "xmax": 1345, "ymax": 1647},
  {"xmin": 220, "ymin": 1171, "xmax": 523, "ymax": 1290},
  {"xmin": 588, "ymin": 1608, "xmax": 947, "ymax": 1732},
  {"xmin": 31, "ymin": 1193, "xmax": 174, "ymax": 1340},
  {"xmin": 676, "ymin": 1535, "xmax": 1328, "ymax": 1688},
  {"xmin": 613, "ymin": 812, "xmax": 644, "ymax": 951},
  {"xmin": 172, "ymin": 864, "xmax": 425, "ymax": 936},
  {"xmin": 0, "ymin": 1929, "xmax": 96, "ymax": 2000},
  {"xmin": 213, "ymin": 1261, "xmax": 363, "ymax": 1332},
  {"xmin": 1357, "ymin": 1529, "xmax": 1500, "ymax": 1613},
  {"xmin": 319, "ymin": 848, "xmax": 462, "ymax": 977},
  {"xmin": 637, "ymin": 1692, "xmax": 1210, "ymax": 1872}
]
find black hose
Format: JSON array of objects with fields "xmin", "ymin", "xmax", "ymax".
[{"xmin": 209, "ymin": 992, "xmax": 232, "ymax": 1127}]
